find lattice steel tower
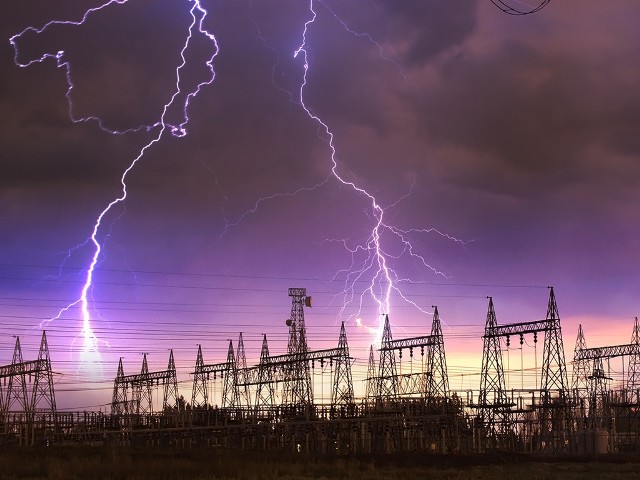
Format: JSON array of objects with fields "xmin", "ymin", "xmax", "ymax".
[
  {"xmin": 539, "ymin": 287, "xmax": 571, "ymax": 454},
  {"xmin": 112, "ymin": 358, "xmax": 127, "ymax": 415},
  {"xmin": 255, "ymin": 334, "xmax": 275, "ymax": 411},
  {"xmin": 235, "ymin": 333, "xmax": 251, "ymax": 408},
  {"xmin": 375, "ymin": 315, "xmax": 398, "ymax": 400},
  {"xmin": 332, "ymin": 322, "xmax": 354, "ymax": 405},
  {"xmin": 571, "ymin": 324, "xmax": 589, "ymax": 399},
  {"xmin": 541, "ymin": 287, "xmax": 569, "ymax": 396},
  {"xmin": 222, "ymin": 340, "xmax": 238, "ymax": 408},
  {"xmin": 283, "ymin": 288, "xmax": 312, "ymax": 406},
  {"xmin": 163, "ymin": 349, "xmax": 180, "ymax": 411},
  {"xmin": 191, "ymin": 345, "xmax": 207, "ymax": 408},
  {"xmin": 478, "ymin": 297, "xmax": 511, "ymax": 436},
  {"xmin": 426, "ymin": 306, "xmax": 449, "ymax": 399},
  {"xmin": 365, "ymin": 345, "xmax": 376, "ymax": 401},
  {"xmin": 627, "ymin": 317, "xmax": 640, "ymax": 402}
]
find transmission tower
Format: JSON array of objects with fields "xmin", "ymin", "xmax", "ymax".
[
  {"xmin": 191, "ymin": 344, "xmax": 208, "ymax": 409},
  {"xmin": 477, "ymin": 297, "xmax": 512, "ymax": 438},
  {"xmin": 136, "ymin": 353, "xmax": 153, "ymax": 415},
  {"xmin": 426, "ymin": 306, "xmax": 449, "ymax": 399},
  {"xmin": 375, "ymin": 315, "xmax": 398, "ymax": 400},
  {"xmin": 30, "ymin": 331, "xmax": 56, "ymax": 414},
  {"xmin": 541, "ymin": 287, "xmax": 569, "ymax": 395},
  {"xmin": 365, "ymin": 345, "xmax": 376, "ymax": 401},
  {"xmin": 235, "ymin": 333, "xmax": 251, "ymax": 408},
  {"xmin": 222, "ymin": 340, "xmax": 238, "ymax": 408},
  {"xmin": 571, "ymin": 324, "xmax": 589, "ymax": 399},
  {"xmin": 282, "ymin": 288, "xmax": 312, "ymax": 406},
  {"xmin": 538, "ymin": 287, "xmax": 571, "ymax": 453},
  {"xmin": 627, "ymin": 317, "xmax": 640, "ymax": 403},
  {"xmin": 331, "ymin": 322, "xmax": 354, "ymax": 406},
  {"xmin": 163, "ymin": 349, "xmax": 180, "ymax": 411},
  {"xmin": 1, "ymin": 332, "xmax": 57, "ymax": 418},
  {"xmin": 6, "ymin": 336, "xmax": 28, "ymax": 413},
  {"xmin": 111, "ymin": 358, "xmax": 128, "ymax": 415},
  {"xmin": 254, "ymin": 334, "xmax": 275, "ymax": 412}
]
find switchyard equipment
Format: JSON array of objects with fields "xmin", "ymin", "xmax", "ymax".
[
  {"xmin": 190, "ymin": 288, "xmax": 354, "ymax": 421},
  {"xmin": 1, "ymin": 287, "xmax": 640, "ymax": 455},
  {"xmin": 363, "ymin": 306, "xmax": 463, "ymax": 454},
  {"xmin": 0, "ymin": 331, "xmax": 56, "ymax": 445},
  {"xmin": 474, "ymin": 288, "xmax": 572, "ymax": 453},
  {"xmin": 572, "ymin": 317, "xmax": 640, "ymax": 452},
  {"xmin": 368, "ymin": 306, "xmax": 449, "ymax": 401},
  {"xmin": 111, "ymin": 350, "xmax": 181, "ymax": 422}
]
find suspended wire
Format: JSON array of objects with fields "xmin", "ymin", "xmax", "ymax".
[
  {"xmin": 490, "ymin": 0, "xmax": 551, "ymax": 15},
  {"xmin": 0, "ymin": 261, "xmax": 547, "ymax": 290}
]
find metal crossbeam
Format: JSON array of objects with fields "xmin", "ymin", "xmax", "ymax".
[
  {"xmin": 234, "ymin": 348, "xmax": 348, "ymax": 386},
  {"xmin": 115, "ymin": 369, "xmax": 175, "ymax": 384},
  {"xmin": 193, "ymin": 349, "xmax": 347, "ymax": 378},
  {"xmin": 483, "ymin": 319, "xmax": 553, "ymax": 338},
  {"xmin": 0, "ymin": 359, "xmax": 48, "ymax": 378},
  {"xmin": 574, "ymin": 343, "xmax": 640, "ymax": 362},
  {"xmin": 265, "ymin": 348, "xmax": 345, "ymax": 366},
  {"xmin": 380, "ymin": 335, "xmax": 436, "ymax": 351},
  {"xmin": 195, "ymin": 362, "xmax": 231, "ymax": 374}
]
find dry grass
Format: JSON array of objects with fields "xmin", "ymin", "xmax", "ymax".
[{"xmin": 1, "ymin": 448, "xmax": 640, "ymax": 480}]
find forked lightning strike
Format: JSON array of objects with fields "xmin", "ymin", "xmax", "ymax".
[
  {"xmin": 10, "ymin": 0, "xmax": 218, "ymax": 365},
  {"xmin": 295, "ymin": 1, "xmax": 465, "ymax": 340},
  {"xmin": 11, "ymin": 0, "xmax": 467, "ymax": 358}
]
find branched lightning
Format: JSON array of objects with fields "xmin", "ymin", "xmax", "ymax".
[
  {"xmin": 295, "ymin": 1, "xmax": 467, "ymax": 341},
  {"xmin": 10, "ymin": 0, "xmax": 470, "ymax": 357},
  {"xmin": 220, "ymin": 176, "xmax": 333, "ymax": 238},
  {"xmin": 315, "ymin": 0, "xmax": 408, "ymax": 80},
  {"xmin": 237, "ymin": 0, "xmax": 468, "ymax": 341},
  {"xmin": 10, "ymin": 0, "xmax": 218, "ymax": 365}
]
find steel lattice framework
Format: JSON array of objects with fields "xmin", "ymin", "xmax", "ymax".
[
  {"xmin": 628, "ymin": 318, "xmax": 640, "ymax": 402},
  {"xmin": 6, "ymin": 288, "xmax": 640, "ymax": 455},
  {"xmin": 575, "ymin": 343, "xmax": 640, "ymax": 362},
  {"xmin": 235, "ymin": 327, "xmax": 353, "ymax": 411},
  {"xmin": 370, "ymin": 307, "xmax": 450, "ymax": 402},
  {"xmin": 571, "ymin": 324, "xmax": 589, "ymax": 397},
  {"xmin": 283, "ymin": 288, "xmax": 313, "ymax": 406},
  {"xmin": 189, "ymin": 290, "xmax": 354, "ymax": 417},
  {"xmin": 573, "ymin": 317, "xmax": 640, "ymax": 408},
  {"xmin": 477, "ymin": 297, "xmax": 513, "ymax": 442},
  {"xmin": 0, "ymin": 331, "xmax": 56, "ymax": 419},
  {"xmin": 375, "ymin": 315, "xmax": 399, "ymax": 400},
  {"xmin": 482, "ymin": 288, "xmax": 569, "ymax": 397},
  {"xmin": 476, "ymin": 288, "xmax": 571, "ymax": 453},
  {"xmin": 111, "ymin": 350, "xmax": 180, "ymax": 416}
]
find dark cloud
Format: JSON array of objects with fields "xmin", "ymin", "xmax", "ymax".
[
  {"xmin": 322, "ymin": 0, "xmax": 478, "ymax": 66},
  {"xmin": 380, "ymin": 0, "xmax": 477, "ymax": 65},
  {"xmin": 411, "ymin": 39, "xmax": 640, "ymax": 199}
]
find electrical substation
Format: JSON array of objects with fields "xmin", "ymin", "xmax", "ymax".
[{"xmin": 1, "ymin": 287, "xmax": 638, "ymax": 456}]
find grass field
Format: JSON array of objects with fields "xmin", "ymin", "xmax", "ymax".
[{"xmin": 1, "ymin": 448, "xmax": 640, "ymax": 480}]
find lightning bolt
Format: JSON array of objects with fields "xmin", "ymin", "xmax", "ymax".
[
  {"xmin": 233, "ymin": 1, "xmax": 467, "ymax": 343},
  {"xmin": 293, "ymin": 0, "xmax": 416, "ymax": 338},
  {"xmin": 10, "ymin": 0, "xmax": 218, "ymax": 367},
  {"xmin": 295, "ymin": 0, "xmax": 468, "ymax": 341}
]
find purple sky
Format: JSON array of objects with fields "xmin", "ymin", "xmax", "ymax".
[{"xmin": 1, "ymin": 1, "xmax": 639, "ymax": 409}]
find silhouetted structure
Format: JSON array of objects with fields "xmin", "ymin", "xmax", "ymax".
[{"xmin": 2, "ymin": 288, "xmax": 639, "ymax": 455}]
